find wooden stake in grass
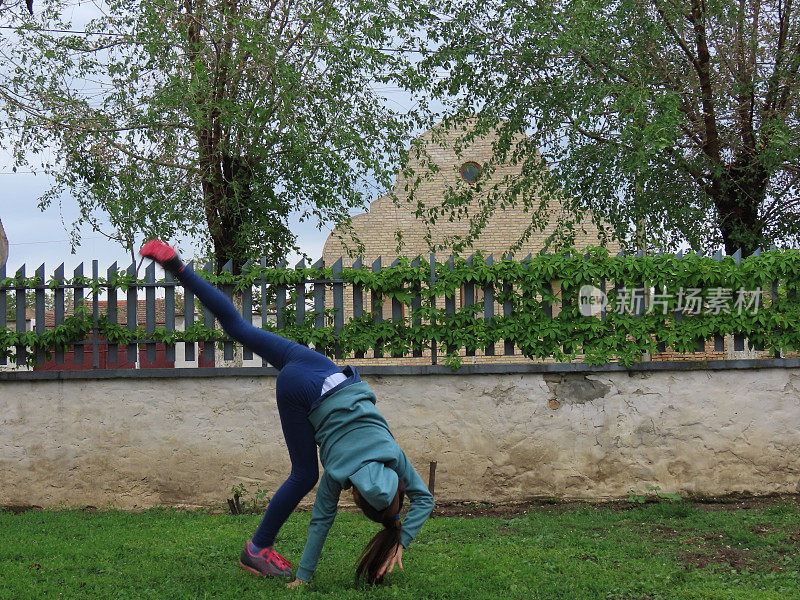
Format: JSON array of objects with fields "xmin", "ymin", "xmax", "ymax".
[
  {"xmin": 227, "ymin": 498, "xmax": 241, "ymax": 515},
  {"xmin": 428, "ymin": 461, "xmax": 437, "ymax": 497}
]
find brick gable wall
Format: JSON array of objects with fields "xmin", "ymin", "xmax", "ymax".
[{"xmin": 323, "ymin": 121, "xmax": 618, "ymax": 265}]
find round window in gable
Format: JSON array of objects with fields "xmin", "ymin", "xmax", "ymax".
[{"xmin": 460, "ymin": 161, "xmax": 482, "ymax": 183}]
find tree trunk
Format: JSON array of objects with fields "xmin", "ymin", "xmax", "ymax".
[
  {"xmin": 199, "ymin": 124, "xmax": 251, "ymax": 275},
  {"xmin": 712, "ymin": 160, "xmax": 768, "ymax": 256},
  {"xmin": 209, "ymin": 154, "xmax": 253, "ymax": 275}
]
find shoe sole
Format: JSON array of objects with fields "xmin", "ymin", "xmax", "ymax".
[{"xmin": 239, "ymin": 560, "xmax": 290, "ymax": 578}]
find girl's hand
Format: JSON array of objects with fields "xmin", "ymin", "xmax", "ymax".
[
  {"xmin": 286, "ymin": 578, "xmax": 307, "ymax": 589},
  {"xmin": 377, "ymin": 544, "xmax": 403, "ymax": 579}
]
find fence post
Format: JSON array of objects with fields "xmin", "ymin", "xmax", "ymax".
[
  {"xmin": 733, "ymin": 248, "xmax": 762, "ymax": 352},
  {"xmin": 165, "ymin": 265, "xmax": 176, "ymax": 363},
  {"xmin": 391, "ymin": 257, "xmax": 404, "ymax": 358},
  {"xmin": 711, "ymin": 250, "xmax": 725, "ymax": 353},
  {"xmin": 634, "ymin": 250, "xmax": 652, "ymax": 360},
  {"xmin": 352, "ymin": 257, "xmax": 364, "ymax": 359},
  {"xmin": 726, "ymin": 248, "xmax": 743, "ymax": 355},
  {"xmin": 15, "ymin": 264, "xmax": 26, "ymax": 365},
  {"xmin": 483, "ymin": 254, "xmax": 495, "ymax": 356},
  {"xmin": 411, "ymin": 256, "xmax": 423, "ymax": 358},
  {"xmin": 429, "ymin": 253, "xmax": 437, "ymax": 365},
  {"xmin": 464, "ymin": 254, "xmax": 475, "ymax": 358},
  {"xmin": 445, "ymin": 256, "xmax": 457, "ymax": 356},
  {"xmin": 695, "ymin": 251, "xmax": 707, "ymax": 352},
  {"xmin": 221, "ymin": 260, "xmax": 234, "ymax": 361},
  {"xmin": 92, "ymin": 260, "xmax": 100, "ymax": 369},
  {"xmin": 145, "ymin": 261, "xmax": 156, "ymax": 364},
  {"xmin": 332, "ymin": 257, "xmax": 344, "ymax": 360},
  {"xmin": 654, "ymin": 287, "xmax": 666, "ymax": 353},
  {"xmin": 73, "ymin": 263, "xmax": 84, "ymax": 365},
  {"xmin": 107, "ymin": 263, "xmax": 118, "ymax": 365},
  {"xmin": 126, "ymin": 262, "xmax": 138, "ymax": 365},
  {"xmin": 673, "ymin": 251, "xmax": 686, "ymax": 351},
  {"xmin": 295, "ymin": 258, "xmax": 307, "ymax": 346},
  {"xmin": 54, "ymin": 263, "xmax": 65, "ymax": 364},
  {"xmin": 183, "ymin": 261, "xmax": 195, "ymax": 363},
  {"xmin": 35, "ymin": 263, "xmax": 46, "ymax": 366},
  {"xmin": 503, "ymin": 254, "xmax": 514, "ymax": 356},
  {"xmin": 274, "ymin": 259, "xmax": 286, "ymax": 332},
  {"xmin": 313, "ymin": 258, "xmax": 326, "ymax": 355},
  {"xmin": 600, "ymin": 268, "xmax": 607, "ymax": 323},
  {"xmin": 260, "ymin": 257, "xmax": 271, "ymax": 366},
  {"xmin": 651, "ymin": 252, "xmax": 666, "ymax": 354},
  {"xmin": 202, "ymin": 261, "xmax": 215, "ymax": 364},
  {"xmin": 534, "ymin": 253, "xmax": 555, "ymax": 355},
  {"xmin": 614, "ymin": 249, "xmax": 625, "ymax": 317},
  {"xmin": 241, "ymin": 260, "xmax": 253, "ymax": 362},
  {"xmin": 372, "ymin": 256, "xmax": 383, "ymax": 358},
  {"xmin": 675, "ymin": 251, "xmax": 705, "ymax": 353}
]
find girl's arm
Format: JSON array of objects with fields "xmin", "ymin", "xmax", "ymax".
[
  {"xmin": 295, "ymin": 472, "xmax": 341, "ymax": 582},
  {"xmin": 396, "ymin": 451, "xmax": 435, "ymax": 548}
]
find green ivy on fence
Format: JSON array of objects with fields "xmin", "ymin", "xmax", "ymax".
[{"xmin": 3, "ymin": 247, "xmax": 800, "ymax": 369}]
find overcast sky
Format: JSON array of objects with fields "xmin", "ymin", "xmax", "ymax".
[{"xmin": 0, "ymin": 168, "xmax": 336, "ymax": 276}]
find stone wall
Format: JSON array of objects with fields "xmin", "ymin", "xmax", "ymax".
[{"xmin": 1, "ymin": 365, "xmax": 799, "ymax": 509}]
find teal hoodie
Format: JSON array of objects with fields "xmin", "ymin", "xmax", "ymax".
[{"xmin": 295, "ymin": 381, "xmax": 434, "ymax": 582}]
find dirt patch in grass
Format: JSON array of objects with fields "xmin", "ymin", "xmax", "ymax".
[
  {"xmin": 430, "ymin": 498, "xmax": 644, "ymax": 517},
  {"xmin": 430, "ymin": 492, "xmax": 800, "ymax": 518},
  {"xmin": 679, "ymin": 546, "xmax": 757, "ymax": 571},
  {"xmin": 1, "ymin": 505, "xmax": 43, "ymax": 515},
  {"xmin": 672, "ymin": 529, "xmax": 794, "ymax": 573},
  {"xmin": 750, "ymin": 523, "xmax": 776, "ymax": 536},
  {"xmin": 650, "ymin": 525, "xmax": 694, "ymax": 539},
  {"xmin": 1, "ymin": 504, "xmax": 98, "ymax": 515},
  {"xmin": 691, "ymin": 493, "xmax": 800, "ymax": 511}
]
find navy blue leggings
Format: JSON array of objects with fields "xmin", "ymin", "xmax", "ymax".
[{"xmin": 176, "ymin": 266, "xmax": 341, "ymax": 548}]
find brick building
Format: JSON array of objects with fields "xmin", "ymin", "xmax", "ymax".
[{"xmin": 323, "ymin": 120, "xmax": 617, "ymax": 265}]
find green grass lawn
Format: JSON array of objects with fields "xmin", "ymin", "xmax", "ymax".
[{"xmin": 1, "ymin": 501, "xmax": 799, "ymax": 600}]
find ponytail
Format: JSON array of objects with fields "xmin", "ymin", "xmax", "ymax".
[{"xmin": 353, "ymin": 481, "xmax": 406, "ymax": 584}]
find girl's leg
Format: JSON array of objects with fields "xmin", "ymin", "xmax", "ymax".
[
  {"xmin": 175, "ymin": 265, "xmax": 296, "ymax": 369},
  {"xmin": 251, "ymin": 372, "xmax": 320, "ymax": 547}
]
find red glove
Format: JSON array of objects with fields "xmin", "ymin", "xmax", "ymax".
[{"xmin": 139, "ymin": 239, "xmax": 184, "ymax": 273}]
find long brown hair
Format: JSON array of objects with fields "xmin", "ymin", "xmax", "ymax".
[{"xmin": 353, "ymin": 481, "xmax": 406, "ymax": 584}]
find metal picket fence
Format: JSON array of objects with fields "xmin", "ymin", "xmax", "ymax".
[{"xmin": 0, "ymin": 245, "xmax": 791, "ymax": 370}]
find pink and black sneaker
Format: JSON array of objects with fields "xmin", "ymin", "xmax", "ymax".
[
  {"xmin": 239, "ymin": 541, "xmax": 293, "ymax": 578},
  {"xmin": 139, "ymin": 239, "xmax": 184, "ymax": 273}
]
